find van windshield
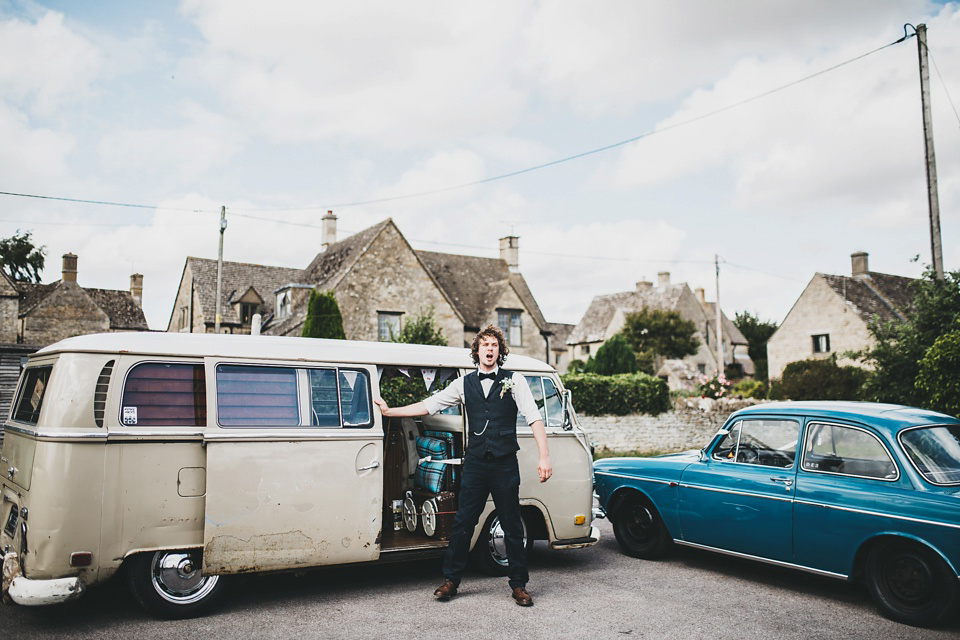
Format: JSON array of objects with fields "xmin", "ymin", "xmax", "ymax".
[{"xmin": 12, "ymin": 366, "xmax": 52, "ymax": 426}]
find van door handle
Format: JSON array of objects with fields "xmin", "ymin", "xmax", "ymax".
[
  {"xmin": 358, "ymin": 461, "xmax": 380, "ymax": 471},
  {"xmin": 770, "ymin": 477, "xmax": 793, "ymax": 487}
]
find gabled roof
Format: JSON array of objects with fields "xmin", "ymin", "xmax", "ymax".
[
  {"xmin": 416, "ymin": 251, "xmax": 548, "ymax": 331},
  {"xmin": 821, "ymin": 271, "xmax": 915, "ymax": 324},
  {"xmin": 701, "ymin": 301, "xmax": 749, "ymax": 345},
  {"xmin": 17, "ymin": 280, "xmax": 148, "ymax": 330},
  {"xmin": 186, "ymin": 257, "xmax": 301, "ymax": 325},
  {"xmin": 567, "ymin": 284, "xmax": 687, "ymax": 345},
  {"xmin": 545, "ymin": 322, "xmax": 574, "ymax": 351},
  {"xmin": 300, "ymin": 219, "xmax": 392, "ymax": 288}
]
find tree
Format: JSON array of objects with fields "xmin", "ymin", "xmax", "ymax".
[
  {"xmin": 584, "ymin": 334, "xmax": 638, "ymax": 375},
  {"xmin": 916, "ymin": 331, "xmax": 960, "ymax": 417},
  {"xmin": 621, "ymin": 308, "xmax": 699, "ymax": 372},
  {"xmin": 860, "ymin": 268, "xmax": 960, "ymax": 406},
  {"xmin": 301, "ymin": 290, "xmax": 346, "ymax": 339},
  {"xmin": 391, "ymin": 307, "xmax": 447, "ymax": 346},
  {"xmin": 733, "ymin": 311, "xmax": 778, "ymax": 381},
  {"xmin": 0, "ymin": 230, "xmax": 46, "ymax": 283}
]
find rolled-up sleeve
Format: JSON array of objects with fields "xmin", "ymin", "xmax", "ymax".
[
  {"xmin": 421, "ymin": 377, "xmax": 465, "ymax": 415},
  {"xmin": 512, "ymin": 373, "xmax": 544, "ymax": 426}
]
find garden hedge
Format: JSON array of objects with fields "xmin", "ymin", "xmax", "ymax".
[{"xmin": 561, "ymin": 372, "xmax": 670, "ymax": 416}]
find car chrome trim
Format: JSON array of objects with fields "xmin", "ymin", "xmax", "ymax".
[
  {"xmin": 203, "ymin": 432, "xmax": 380, "ymax": 442},
  {"xmin": 674, "ymin": 540, "xmax": 848, "ymax": 580},
  {"xmin": 2, "ymin": 425, "xmax": 37, "ymax": 438},
  {"xmin": 793, "ymin": 498, "xmax": 960, "ymax": 531},
  {"xmin": 593, "ymin": 471, "xmax": 673, "ymax": 485},
  {"xmin": 10, "ymin": 429, "xmax": 107, "ymax": 441},
  {"xmin": 679, "ymin": 483, "xmax": 794, "ymax": 502}
]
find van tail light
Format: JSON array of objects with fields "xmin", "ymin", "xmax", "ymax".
[{"xmin": 69, "ymin": 552, "xmax": 93, "ymax": 567}]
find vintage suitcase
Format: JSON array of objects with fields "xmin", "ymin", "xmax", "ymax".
[
  {"xmin": 424, "ymin": 429, "xmax": 461, "ymax": 490},
  {"xmin": 411, "ymin": 488, "xmax": 457, "ymax": 540}
]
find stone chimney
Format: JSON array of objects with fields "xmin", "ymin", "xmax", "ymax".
[
  {"xmin": 130, "ymin": 273, "xmax": 143, "ymax": 307},
  {"xmin": 321, "ymin": 211, "xmax": 337, "ymax": 251},
  {"xmin": 62, "ymin": 253, "xmax": 78, "ymax": 283},
  {"xmin": 499, "ymin": 236, "xmax": 519, "ymax": 273},
  {"xmin": 636, "ymin": 279, "xmax": 653, "ymax": 291},
  {"xmin": 851, "ymin": 251, "xmax": 869, "ymax": 278},
  {"xmin": 658, "ymin": 271, "xmax": 670, "ymax": 287},
  {"xmin": 695, "ymin": 287, "xmax": 706, "ymax": 304}
]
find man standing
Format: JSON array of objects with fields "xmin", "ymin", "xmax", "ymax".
[{"xmin": 374, "ymin": 325, "xmax": 552, "ymax": 606}]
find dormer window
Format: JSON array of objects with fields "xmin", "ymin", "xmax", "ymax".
[
  {"xmin": 276, "ymin": 290, "xmax": 291, "ymax": 320},
  {"xmin": 239, "ymin": 303, "xmax": 259, "ymax": 326}
]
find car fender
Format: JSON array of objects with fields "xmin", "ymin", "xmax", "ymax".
[{"xmin": 851, "ymin": 531, "xmax": 960, "ymax": 581}]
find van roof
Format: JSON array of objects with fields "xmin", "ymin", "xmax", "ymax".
[{"xmin": 35, "ymin": 332, "xmax": 556, "ymax": 372}]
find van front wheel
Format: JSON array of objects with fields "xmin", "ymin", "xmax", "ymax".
[
  {"xmin": 127, "ymin": 550, "xmax": 226, "ymax": 619},
  {"xmin": 472, "ymin": 512, "xmax": 529, "ymax": 576}
]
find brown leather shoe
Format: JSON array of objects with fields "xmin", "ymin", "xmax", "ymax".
[
  {"xmin": 434, "ymin": 580, "xmax": 457, "ymax": 601},
  {"xmin": 512, "ymin": 586, "xmax": 533, "ymax": 606}
]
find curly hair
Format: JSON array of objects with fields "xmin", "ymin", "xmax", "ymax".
[{"xmin": 470, "ymin": 324, "xmax": 509, "ymax": 366}]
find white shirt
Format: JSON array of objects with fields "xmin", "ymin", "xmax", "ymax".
[{"xmin": 421, "ymin": 367, "xmax": 543, "ymax": 426}]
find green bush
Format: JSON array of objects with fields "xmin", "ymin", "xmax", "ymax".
[
  {"xmin": 915, "ymin": 330, "xmax": 960, "ymax": 417},
  {"xmin": 301, "ymin": 290, "xmax": 345, "ymax": 339},
  {"xmin": 561, "ymin": 372, "xmax": 670, "ymax": 416},
  {"xmin": 584, "ymin": 334, "xmax": 638, "ymax": 375},
  {"xmin": 732, "ymin": 379, "xmax": 765, "ymax": 399},
  {"xmin": 776, "ymin": 356, "xmax": 866, "ymax": 401},
  {"xmin": 566, "ymin": 359, "xmax": 586, "ymax": 374}
]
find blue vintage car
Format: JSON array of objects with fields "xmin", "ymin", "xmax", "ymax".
[{"xmin": 593, "ymin": 401, "xmax": 960, "ymax": 627}]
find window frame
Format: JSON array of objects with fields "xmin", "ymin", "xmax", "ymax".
[
  {"xmin": 497, "ymin": 309, "xmax": 523, "ymax": 346},
  {"xmin": 710, "ymin": 418, "xmax": 801, "ymax": 468},
  {"xmin": 801, "ymin": 421, "xmax": 900, "ymax": 482},
  {"xmin": 11, "ymin": 365, "xmax": 53, "ymax": 426},
  {"xmin": 306, "ymin": 366, "xmax": 374, "ymax": 429},
  {"xmin": 119, "ymin": 360, "xmax": 207, "ymax": 428},
  {"xmin": 215, "ymin": 363, "xmax": 301, "ymax": 428},
  {"xmin": 812, "ymin": 334, "xmax": 831, "ymax": 353},
  {"xmin": 897, "ymin": 423, "xmax": 960, "ymax": 486},
  {"xmin": 377, "ymin": 311, "xmax": 403, "ymax": 342}
]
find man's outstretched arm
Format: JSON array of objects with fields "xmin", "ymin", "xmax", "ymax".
[{"xmin": 374, "ymin": 397, "xmax": 429, "ymax": 418}]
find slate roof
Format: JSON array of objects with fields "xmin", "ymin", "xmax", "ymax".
[
  {"xmin": 821, "ymin": 271, "xmax": 915, "ymax": 323},
  {"xmin": 567, "ymin": 284, "xmax": 687, "ymax": 345},
  {"xmin": 545, "ymin": 322, "xmax": 574, "ymax": 351},
  {"xmin": 185, "ymin": 257, "xmax": 302, "ymax": 326},
  {"xmin": 17, "ymin": 281, "xmax": 148, "ymax": 330},
  {"xmin": 701, "ymin": 301, "xmax": 749, "ymax": 345},
  {"xmin": 416, "ymin": 250, "xmax": 549, "ymax": 332},
  {"xmin": 301, "ymin": 220, "xmax": 392, "ymax": 288}
]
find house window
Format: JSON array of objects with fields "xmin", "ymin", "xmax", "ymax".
[
  {"xmin": 276, "ymin": 290, "xmax": 291, "ymax": 320},
  {"xmin": 497, "ymin": 309, "xmax": 522, "ymax": 346},
  {"xmin": 378, "ymin": 312, "xmax": 402, "ymax": 341},
  {"xmin": 239, "ymin": 302, "xmax": 259, "ymax": 325},
  {"xmin": 697, "ymin": 364, "xmax": 706, "ymax": 374},
  {"xmin": 581, "ymin": 344, "xmax": 590, "ymax": 356},
  {"xmin": 812, "ymin": 334, "xmax": 831, "ymax": 353}
]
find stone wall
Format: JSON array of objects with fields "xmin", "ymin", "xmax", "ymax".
[
  {"xmin": 579, "ymin": 397, "xmax": 760, "ymax": 454},
  {"xmin": 21, "ymin": 281, "xmax": 110, "ymax": 345}
]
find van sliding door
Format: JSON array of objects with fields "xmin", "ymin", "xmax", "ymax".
[{"xmin": 202, "ymin": 361, "xmax": 382, "ymax": 574}]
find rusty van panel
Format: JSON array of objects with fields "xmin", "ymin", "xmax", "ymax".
[{"xmin": 203, "ymin": 438, "xmax": 381, "ymax": 575}]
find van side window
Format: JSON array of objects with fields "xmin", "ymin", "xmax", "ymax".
[
  {"xmin": 516, "ymin": 375, "xmax": 564, "ymax": 428},
  {"xmin": 309, "ymin": 369, "xmax": 373, "ymax": 427},
  {"xmin": 379, "ymin": 366, "xmax": 460, "ymax": 416},
  {"xmin": 216, "ymin": 365, "xmax": 299, "ymax": 427},
  {"xmin": 12, "ymin": 366, "xmax": 52, "ymax": 425},
  {"xmin": 121, "ymin": 363, "xmax": 206, "ymax": 426}
]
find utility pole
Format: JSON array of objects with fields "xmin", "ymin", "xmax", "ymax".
[
  {"xmin": 215, "ymin": 206, "xmax": 227, "ymax": 332},
  {"xmin": 715, "ymin": 255, "xmax": 724, "ymax": 374},
  {"xmin": 916, "ymin": 23, "xmax": 944, "ymax": 280}
]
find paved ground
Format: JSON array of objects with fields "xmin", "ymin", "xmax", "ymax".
[{"xmin": 2, "ymin": 517, "xmax": 959, "ymax": 639}]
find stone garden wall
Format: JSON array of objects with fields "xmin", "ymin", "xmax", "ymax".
[{"xmin": 580, "ymin": 397, "xmax": 762, "ymax": 454}]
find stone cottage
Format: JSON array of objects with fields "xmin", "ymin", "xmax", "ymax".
[
  {"xmin": 567, "ymin": 272, "xmax": 752, "ymax": 388},
  {"xmin": 766, "ymin": 252, "xmax": 915, "ymax": 380}
]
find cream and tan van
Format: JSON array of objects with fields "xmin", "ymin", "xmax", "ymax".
[{"xmin": 0, "ymin": 332, "xmax": 598, "ymax": 618}]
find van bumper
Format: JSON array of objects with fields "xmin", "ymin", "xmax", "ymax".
[
  {"xmin": 2, "ymin": 552, "xmax": 85, "ymax": 606},
  {"xmin": 549, "ymin": 525, "xmax": 601, "ymax": 550}
]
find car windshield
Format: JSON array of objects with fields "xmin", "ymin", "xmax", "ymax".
[{"xmin": 899, "ymin": 425, "xmax": 960, "ymax": 485}]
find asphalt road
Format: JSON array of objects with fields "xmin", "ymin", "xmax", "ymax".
[{"xmin": 2, "ymin": 517, "xmax": 959, "ymax": 639}]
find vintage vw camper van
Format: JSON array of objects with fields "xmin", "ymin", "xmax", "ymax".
[{"xmin": 0, "ymin": 332, "xmax": 598, "ymax": 617}]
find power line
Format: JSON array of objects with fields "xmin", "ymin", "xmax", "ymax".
[{"xmin": 0, "ymin": 190, "xmax": 213, "ymax": 213}]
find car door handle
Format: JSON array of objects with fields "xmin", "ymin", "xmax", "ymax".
[
  {"xmin": 770, "ymin": 477, "xmax": 793, "ymax": 487},
  {"xmin": 358, "ymin": 461, "xmax": 380, "ymax": 471}
]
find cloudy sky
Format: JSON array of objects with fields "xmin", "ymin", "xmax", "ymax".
[{"xmin": 2, "ymin": 1, "xmax": 959, "ymax": 333}]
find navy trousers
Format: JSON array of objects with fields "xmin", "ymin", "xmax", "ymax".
[{"xmin": 442, "ymin": 453, "xmax": 527, "ymax": 589}]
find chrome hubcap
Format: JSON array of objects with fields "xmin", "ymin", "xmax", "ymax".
[
  {"xmin": 150, "ymin": 551, "xmax": 219, "ymax": 604},
  {"xmin": 487, "ymin": 516, "xmax": 527, "ymax": 567}
]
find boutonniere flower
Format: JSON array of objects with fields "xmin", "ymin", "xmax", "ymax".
[{"xmin": 499, "ymin": 378, "xmax": 515, "ymax": 398}]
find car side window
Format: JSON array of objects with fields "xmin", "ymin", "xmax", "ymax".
[
  {"xmin": 515, "ymin": 375, "xmax": 564, "ymax": 428},
  {"xmin": 712, "ymin": 419, "xmax": 799, "ymax": 467},
  {"xmin": 802, "ymin": 422, "xmax": 898, "ymax": 480}
]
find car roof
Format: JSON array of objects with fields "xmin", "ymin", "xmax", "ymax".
[
  {"xmin": 34, "ymin": 332, "xmax": 555, "ymax": 372},
  {"xmin": 730, "ymin": 401, "xmax": 960, "ymax": 433}
]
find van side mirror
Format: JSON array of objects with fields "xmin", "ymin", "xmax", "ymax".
[{"xmin": 562, "ymin": 389, "xmax": 573, "ymax": 431}]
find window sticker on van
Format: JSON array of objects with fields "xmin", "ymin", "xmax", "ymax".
[{"xmin": 121, "ymin": 362, "xmax": 207, "ymax": 426}]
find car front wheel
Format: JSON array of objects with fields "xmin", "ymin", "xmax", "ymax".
[
  {"xmin": 612, "ymin": 493, "xmax": 672, "ymax": 560},
  {"xmin": 866, "ymin": 539, "xmax": 959, "ymax": 627},
  {"xmin": 127, "ymin": 549, "xmax": 226, "ymax": 619}
]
